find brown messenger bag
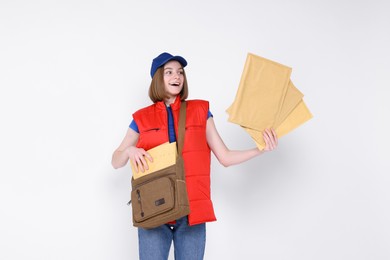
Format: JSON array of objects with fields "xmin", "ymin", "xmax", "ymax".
[{"xmin": 129, "ymin": 101, "xmax": 190, "ymax": 229}]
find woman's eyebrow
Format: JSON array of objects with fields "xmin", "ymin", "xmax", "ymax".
[{"xmin": 164, "ymin": 67, "xmax": 183, "ymax": 70}]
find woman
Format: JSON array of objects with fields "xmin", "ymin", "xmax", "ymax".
[{"xmin": 112, "ymin": 52, "xmax": 278, "ymax": 260}]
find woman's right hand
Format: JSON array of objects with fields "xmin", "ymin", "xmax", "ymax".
[{"xmin": 126, "ymin": 146, "xmax": 153, "ymax": 173}]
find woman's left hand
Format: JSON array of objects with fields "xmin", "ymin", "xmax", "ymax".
[{"xmin": 263, "ymin": 128, "xmax": 278, "ymax": 151}]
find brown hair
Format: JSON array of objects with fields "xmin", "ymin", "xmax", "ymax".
[{"xmin": 148, "ymin": 67, "xmax": 189, "ymax": 103}]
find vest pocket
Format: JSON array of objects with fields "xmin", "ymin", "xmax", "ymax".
[
  {"xmin": 131, "ymin": 176, "xmax": 175, "ymax": 223},
  {"xmin": 138, "ymin": 127, "xmax": 167, "ymax": 151},
  {"xmin": 143, "ymin": 127, "xmax": 160, "ymax": 132}
]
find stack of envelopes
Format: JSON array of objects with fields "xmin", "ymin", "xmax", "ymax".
[
  {"xmin": 131, "ymin": 142, "xmax": 177, "ymax": 179},
  {"xmin": 226, "ymin": 53, "xmax": 313, "ymax": 150}
]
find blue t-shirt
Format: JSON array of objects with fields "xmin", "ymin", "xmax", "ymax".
[{"xmin": 129, "ymin": 108, "xmax": 213, "ymax": 143}]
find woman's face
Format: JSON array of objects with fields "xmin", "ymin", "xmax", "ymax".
[{"xmin": 163, "ymin": 60, "xmax": 184, "ymax": 100}]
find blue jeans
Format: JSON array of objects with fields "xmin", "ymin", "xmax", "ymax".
[{"xmin": 138, "ymin": 216, "xmax": 206, "ymax": 260}]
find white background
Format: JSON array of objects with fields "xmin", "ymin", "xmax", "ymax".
[{"xmin": 1, "ymin": 0, "xmax": 389, "ymax": 259}]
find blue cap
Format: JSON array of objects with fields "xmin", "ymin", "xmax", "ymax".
[{"xmin": 150, "ymin": 52, "xmax": 187, "ymax": 78}]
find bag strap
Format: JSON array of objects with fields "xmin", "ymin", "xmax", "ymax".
[{"xmin": 177, "ymin": 101, "xmax": 186, "ymax": 156}]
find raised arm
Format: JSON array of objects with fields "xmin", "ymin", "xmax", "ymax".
[
  {"xmin": 111, "ymin": 128, "xmax": 152, "ymax": 172},
  {"xmin": 206, "ymin": 118, "xmax": 277, "ymax": 167}
]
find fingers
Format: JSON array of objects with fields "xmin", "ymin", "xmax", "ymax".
[
  {"xmin": 135, "ymin": 154, "xmax": 149, "ymax": 173},
  {"xmin": 136, "ymin": 152, "xmax": 153, "ymax": 173},
  {"xmin": 144, "ymin": 152, "xmax": 153, "ymax": 163},
  {"xmin": 271, "ymin": 128, "xmax": 278, "ymax": 147},
  {"xmin": 263, "ymin": 128, "xmax": 278, "ymax": 151},
  {"xmin": 129, "ymin": 148, "xmax": 153, "ymax": 173},
  {"xmin": 262, "ymin": 129, "xmax": 273, "ymax": 151}
]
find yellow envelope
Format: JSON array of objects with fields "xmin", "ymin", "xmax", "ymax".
[
  {"xmin": 227, "ymin": 53, "xmax": 292, "ymax": 129},
  {"xmin": 243, "ymin": 100, "xmax": 313, "ymax": 150},
  {"xmin": 274, "ymin": 80, "xmax": 303, "ymax": 128},
  {"xmin": 131, "ymin": 142, "xmax": 177, "ymax": 179},
  {"xmin": 227, "ymin": 53, "xmax": 313, "ymax": 150}
]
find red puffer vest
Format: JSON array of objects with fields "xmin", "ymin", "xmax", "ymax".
[{"xmin": 132, "ymin": 98, "xmax": 217, "ymax": 225}]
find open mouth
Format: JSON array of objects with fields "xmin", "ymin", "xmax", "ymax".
[{"xmin": 169, "ymin": 83, "xmax": 180, "ymax": 87}]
